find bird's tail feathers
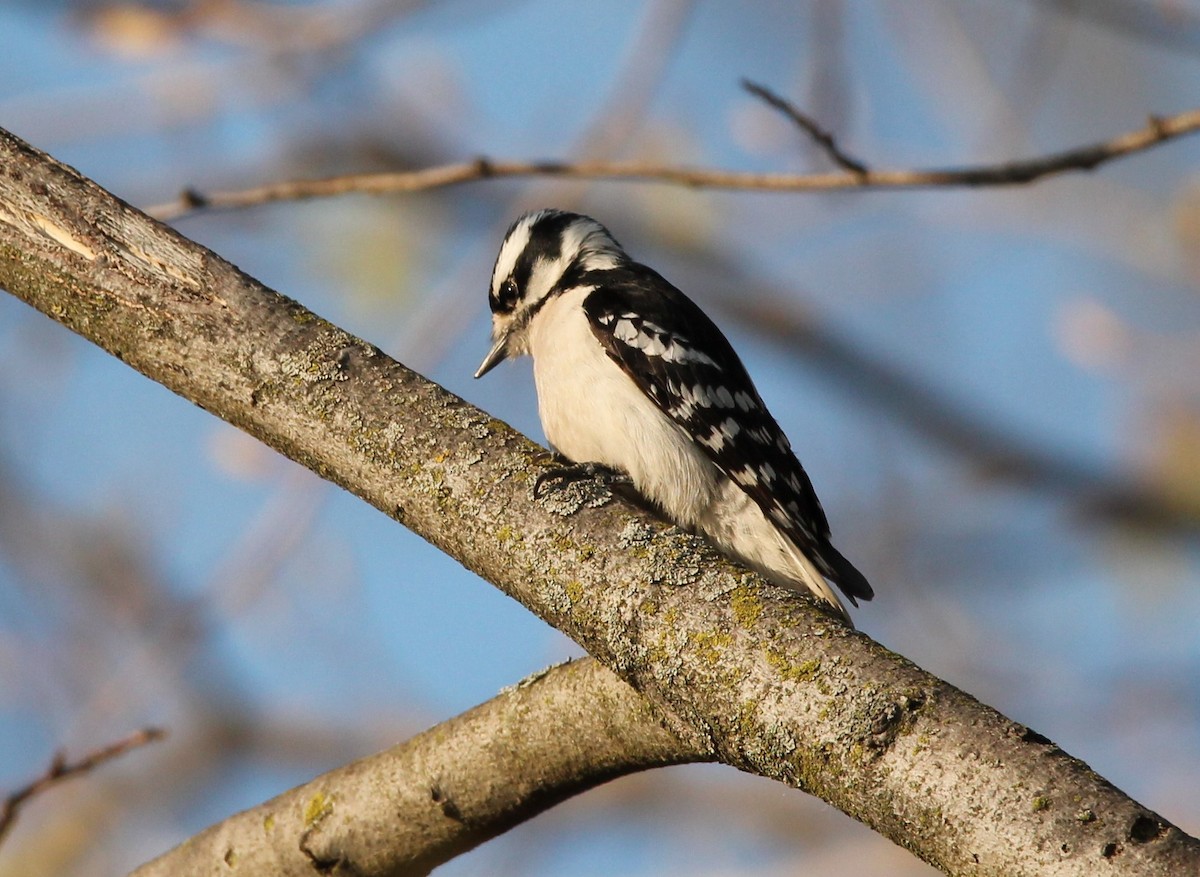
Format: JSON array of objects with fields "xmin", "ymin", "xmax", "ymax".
[{"xmin": 816, "ymin": 543, "xmax": 874, "ymax": 606}]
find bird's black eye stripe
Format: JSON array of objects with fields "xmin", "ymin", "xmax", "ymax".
[{"xmin": 492, "ymin": 278, "xmax": 520, "ymax": 313}]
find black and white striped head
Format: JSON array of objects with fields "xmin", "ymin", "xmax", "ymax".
[{"xmin": 475, "ymin": 209, "xmax": 625, "ymax": 378}]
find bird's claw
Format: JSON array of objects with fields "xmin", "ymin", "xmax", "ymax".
[{"xmin": 533, "ymin": 460, "xmax": 631, "ymax": 499}]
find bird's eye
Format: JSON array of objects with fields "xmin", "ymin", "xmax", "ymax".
[{"xmin": 494, "ymin": 279, "xmax": 520, "ymax": 313}]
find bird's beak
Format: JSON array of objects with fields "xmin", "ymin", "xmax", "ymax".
[{"xmin": 474, "ymin": 333, "xmax": 510, "ymax": 379}]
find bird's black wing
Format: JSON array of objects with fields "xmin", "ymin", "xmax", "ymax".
[{"xmin": 581, "ymin": 264, "xmax": 872, "ymax": 604}]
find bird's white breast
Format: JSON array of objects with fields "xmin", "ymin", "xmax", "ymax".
[{"xmin": 527, "ymin": 286, "xmax": 718, "ymax": 526}]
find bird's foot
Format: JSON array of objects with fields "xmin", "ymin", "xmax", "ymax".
[{"xmin": 533, "ymin": 458, "xmax": 632, "ymax": 499}]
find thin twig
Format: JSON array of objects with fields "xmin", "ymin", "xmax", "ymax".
[
  {"xmin": 147, "ymin": 107, "xmax": 1200, "ymax": 220},
  {"xmin": 0, "ymin": 727, "xmax": 166, "ymax": 846},
  {"xmin": 740, "ymin": 78, "xmax": 869, "ymax": 174}
]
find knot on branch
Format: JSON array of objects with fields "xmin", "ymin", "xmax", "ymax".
[
  {"xmin": 431, "ymin": 782, "xmax": 465, "ymax": 822},
  {"xmin": 864, "ymin": 690, "xmax": 926, "ymax": 752}
]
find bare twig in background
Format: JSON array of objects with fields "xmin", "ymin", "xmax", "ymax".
[
  {"xmin": 740, "ymin": 78, "xmax": 869, "ymax": 174},
  {"xmin": 148, "ymin": 104, "xmax": 1200, "ymax": 219},
  {"xmin": 0, "ymin": 727, "xmax": 165, "ymax": 847}
]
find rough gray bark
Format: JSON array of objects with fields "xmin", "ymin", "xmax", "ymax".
[
  {"xmin": 1, "ymin": 126, "xmax": 1197, "ymax": 876},
  {"xmin": 129, "ymin": 658, "xmax": 702, "ymax": 877}
]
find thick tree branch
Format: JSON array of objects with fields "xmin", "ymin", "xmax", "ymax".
[
  {"xmin": 0, "ymin": 728, "xmax": 165, "ymax": 847},
  {"xmin": 130, "ymin": 658, "xmax": 701, "ymax": 877},
  {"xmin": 146, "ymin": 106, "xmax": 1200, "ymax": 219},
  {"xmin": 2, "ymin": 127, "xmax": 1198, "ymax": 876}
]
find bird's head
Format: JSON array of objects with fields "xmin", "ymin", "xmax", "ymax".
[{"xmin": 475, "ymin": 209, "xmax": 624, "ymax": 378}]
